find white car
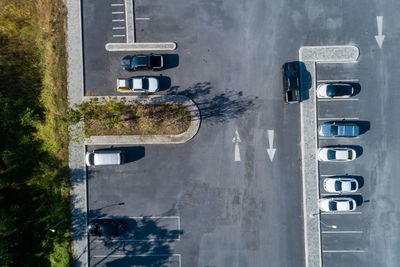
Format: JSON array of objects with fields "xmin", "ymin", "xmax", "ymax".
[
  {"xmin": 319, "ymin": 197, "xmax": 357, "ymax": 212},
  {"xmin": 323, "ymin": 177, "xmax": 359, "ymax": 193},
  {"xmin": 317, "ymin": 83, "xmax": 354, "ymax": 98},
  {"xmin": 318, "ymin": 147, "xmax": 357, "ymax": 162},
  {"xmin": 117, "ymin": 77, "xmax": 159, "ymax": 93}
]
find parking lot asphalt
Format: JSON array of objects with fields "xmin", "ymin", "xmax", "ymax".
[{"xmin": 80, "ymin": 0, "xmax": 400, "ymax": 266}]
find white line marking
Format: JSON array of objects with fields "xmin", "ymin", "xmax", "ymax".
[
  {"xmin": 113, "ymin": 35, "xmax": 126, "ymax": 37},
  {"xmin": 319, "ymin": 136, "xmax": 360, "ymax": 139},
  {"xmin": 111, "ymin": 3, "xmax": 124, "ymax": 6},
  {"xmin": 318, "ymin": 98, "xmax": 359, "ymax": 102},
  {"xmin": 112, "ymin": 27, "xmax": 125, "ymax": 30},
  {"xmin": 232, "ymin": 130, "xmax": 241, "ymax": 162},
  {"xmin": 321, "ymin": 211, "xmax": 362, "ymax": 215},
  {"xmin": 320, "ymin": 193, "xmax": 362, "ymax": 196},
  {"xmin": 112, "ymin": 19, "xmax": 125, "ymax": 22},
  {"xmin": 318, "ymin": 79, "xmax": 359, "ymax": 83},
  {"xmin": 112, "ymin": 11, "xmax": 125, "ymax": 14},
  {"xmin": 318, "ymin": 117, "xmax": 359, "ymax": 121},
  {"xmin": 91, "ymin": 254, "xmax": 182, "ymax": 267},
  {"xmin": 136, "ymin": 18, "xmax": 151, "ymax": 20},
  {"xmin": 322, "ymin": 230, "xmax": 363, "ymax": 234},
  {"xmin": 323, "ymin": 250, "xmax": 365, "ymax": 253}
]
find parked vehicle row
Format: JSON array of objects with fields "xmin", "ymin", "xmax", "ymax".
[
  {"xmin": 117, "ymin": 54, "xmax": 165, "ymax": 93},
  {"xmin": 317, "ymin": 81, "xmax": 362, "ymax": 213}
]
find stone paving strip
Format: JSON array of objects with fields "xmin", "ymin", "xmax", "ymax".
[
  {"xmin": 105, "ymin": 42, "xmax": 177, "ymax": 51},
  {"xmin": 299, "ymin": 45, "xmax": 359, "ymax": 267},
  {"xmin": 124, "ymin": 0, "xmax": 135, "ymax": 43},
  {"xmin": 84, "ymin": 95, "xmax": 200, "ymax": 145}
]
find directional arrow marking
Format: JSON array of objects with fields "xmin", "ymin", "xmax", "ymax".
[
  {"xmin": 375, "ymin": 16, "xmax": 385, "ymax": 48},
  {"xmin": 267, "ymin": 130, "xmax": 276, "ymax": 162},
  {"xmin": 232, "ymin": 130, "xmax": 241, "ymax": 162}
]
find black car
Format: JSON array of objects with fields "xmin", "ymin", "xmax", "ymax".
[
  {"xmin": 122, "ymin": 54, "xmax": 164, "ymax": 71},
  {"xmin": 282, "ymin": 62, "xmax": 301, "ymax": 103},
  {"xmin": 88, "ymin": 219, "xmax": 125, "ymax": 237}
]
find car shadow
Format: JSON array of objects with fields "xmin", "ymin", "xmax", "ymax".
[
  {"xmin": 346, "ymin": 194, "xmax": 364, "ymax": 206},
  {"xmin": 111, "ymin": 146, "xmax": 145, "ymax": 163},
  {"xmin": 158, "ymin": 75, "xmax": 171, "ymax": 91},
  {"xmin": 161, "ymin": 54, "xmax": 179, "ymax": 69},
  {"xmin": 299, "ymin": 61, "xmax": 312, "ymax": 101}
]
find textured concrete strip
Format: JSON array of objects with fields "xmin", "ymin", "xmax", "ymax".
[
  {"xmin": 299, "ymin": 45, "xmax": 359, "ymax": 63},
  {"xmin": 105, "ymin": 42, "xmax": 177, "ymax": 51},
  {"xmin": 299, "ymin": 61, "xmax": 321, "ymax": 267},
  {"xmin": 83, "ymin": 95, "xmax": 200, "ymax": 145},
  {"xmin": 124, "ymin": 0, "xmax": 135, "ymax": 43},
  {"xmin": 66, "ymin": 0, "xmax": 87, "ymax": 265},
  {"xmin": 299, "ymin": 45, "xmax": 359, "ymax": 267}
]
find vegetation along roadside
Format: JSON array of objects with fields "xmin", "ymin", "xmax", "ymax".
[{"xmin": 0, "ymin": 0, "xmax": 71, "ymax": 265}]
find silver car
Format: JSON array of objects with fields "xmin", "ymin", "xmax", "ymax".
[
  {"xmin": 319, "ymin": 197, "xmax": 357, "ymax": 212},
  {"xmin": 318, "ymin": 122, "xmax": 360, "ymax": 137},
  {"xmin": 318, "ymin": 147, "xmax": 357, "ymax": 162},
  {"xmin": 323, "ymin": 177, "xmax": 359, "ymax": 193},
  {"xmin": 317, "ymin": 83, "xmax": 354, "ymax": 98}
]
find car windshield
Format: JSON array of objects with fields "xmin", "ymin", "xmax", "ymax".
[
  {"xmin": 327, "ymin": 150, "xmax": 336, "ymax": 160},
  {"xmin": 330, "ymin": 125, "xmax": 338, "ymax": 135},
  {"xmin": 351, "ymin": 182, "xmax": 357, "ymax": 190},
  {"xmin": 347, "ymin": 151, "xmax": 353, "ymax": 159},
  {"xmin": 329, "ymin": 202, "xmax": 337, "ymax": 210},
  {"xmin": 335, "ymin": 181, "xmax": 342, "ymax": 191},
  {"xmin": 326, "ymin": 85, "xmax": 337, "ymax": 96},
  {"xmin": 142, "ymin": 79, "xmax": 149, "ymax": 89}
]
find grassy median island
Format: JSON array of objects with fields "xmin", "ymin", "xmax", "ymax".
[
  {"xmin": 67, "ymin": 97, "xmax": 191, "ymax": 136},
  {"xmin": 0, "ymin": 0, "xmax": 71, "ymax": 266}
]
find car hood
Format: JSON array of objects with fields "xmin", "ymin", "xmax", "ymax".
[
  {"xmin": 148, "ymin": 77, "xmax": 159, "ymax": 92},
  {"xmin": 319, "ymin": 124, "xmax": 333, "ymax": 136}
]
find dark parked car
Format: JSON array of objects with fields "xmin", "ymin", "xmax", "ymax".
[
  {"xmin": 88, "ymin": 219, "xmax": 125, "ymax": 237},
  {"xmin": 317, "ymin": 83, "xmax": 354, "ymax": 98},
  {"xmin": 318, "ymin": 122, "xmax": 360, "ymax": 137},
  {"xmin": 282, "ymin": 62, "xmax": 301, "ymax": 103},
  {"xmin": 122, "ymin": 54, "xmax": 163, "ymax": 71}
]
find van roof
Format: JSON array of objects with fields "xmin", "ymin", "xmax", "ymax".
[{"xmin": 94, "ymin": 152, "xmax": 121, "ymax": 165}]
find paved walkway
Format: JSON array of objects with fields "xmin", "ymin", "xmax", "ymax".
[{"xmin": 299, "ymin": 45, "xmax": 359, "ymax": 267}]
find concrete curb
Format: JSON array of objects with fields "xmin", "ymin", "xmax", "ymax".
[
  {"xmin": 299, "ymin": 45, "xmax": 359, "ymax": 267},
  {"xmin": 66, "ymin": 0, "xmax": 88, "ymax": 266},
  {"xmin": 105, "ymin": 42, "xmax": 177, "ymax": 51},
  {"xmin": 83, "ymin": 95, "xmax": 200, "ymax": 145}
]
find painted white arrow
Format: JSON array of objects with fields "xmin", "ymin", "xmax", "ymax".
[
  {"xmin": 232, "ymin": 130, "xmax": 241, "ymax": 162},
  {"xmin": 267, "ymin": 130, "xmax": 276, "ymax": 162},
  {"xmin": 375, "ymin": 16, "xmax": 385, "ymax": 48}
]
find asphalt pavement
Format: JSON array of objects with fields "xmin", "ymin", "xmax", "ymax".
[{"xmin": 80, "ymin": 0, "xmax": 400, "ymax": 266}]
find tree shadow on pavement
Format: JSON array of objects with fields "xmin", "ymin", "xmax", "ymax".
[
  {"xmin": 91, "ymin": 217, "xmax": 183, "ymax": 267},
  {"xmin": 169, "ymin": 82, "xmax": 258, "ymax": 124}
]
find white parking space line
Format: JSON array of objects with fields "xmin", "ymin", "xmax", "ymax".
[
  {"xmin": 323, "ymin": 250, "xmax": 365, "ymax": 253},
  {"xmin": 91, "ymin": 254, "xmax": 182, "ymax": 267},
  {"xmin": 113, "ymin": 35, "xmax": 126, "ymax": 37},
  {"xmin": 318, "ymin": 117, "xmax": 360, "ymax": 121},
  {"xmin": 111, "ymin": 3, "xmax": 124, "ymax": 6},
  {"xmin": 318, "ymin": 98, "xmax": 359, "ymax": 102},
  {"xmin": 112, "ymin": 12, "xmax": 125, "ymax": 14},
  {"xmin": 112, "ymin": 27, "xmax": 125, "ymax": 30},
  {"xmin": 112, "ymin": 19, "xmax": 125, "ymax": 22},
  {"xmin": 136, "ymin": 18, "xmax": 151, "ymax": 21},
  {"xmin": 321, "ymin": 211, "xmax": 362, "ymax": 215},
  {"xmin": 322, "ymin": 230, "xmax": 363, "ymax": 234},
  {"xmin": 318, "ymin": 79, "xmax": 359, "ymax": 83},
  {"xmin": 319, "ymin": 136, "xmax": 360, "ymax": 139},
  {"xmin": 320, "ymin": 193, "xmax": 362, "ymax": 196}
]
